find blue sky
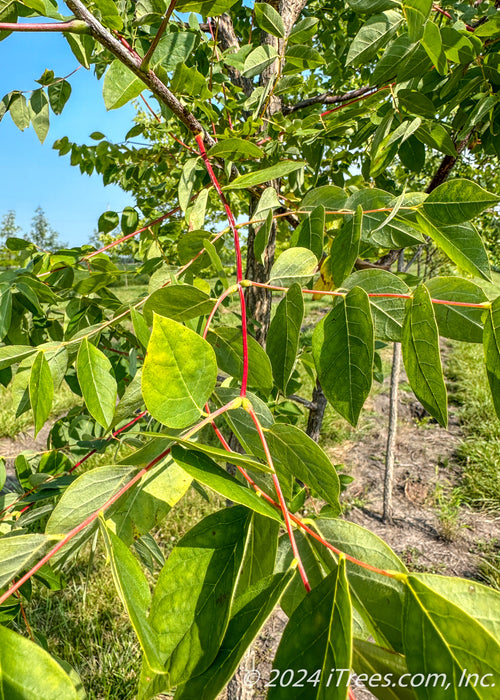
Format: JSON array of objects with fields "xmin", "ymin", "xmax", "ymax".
[{"xmin": 0, "ymin": 31, "xmax": 137, "ymax": 246}]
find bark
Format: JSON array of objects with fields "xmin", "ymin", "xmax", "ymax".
[
  {"xmin": 244, "ymin": 0, "xmax": 308, "ymax": 345},
  {"xmin": 383, "ymin": 341, "xmax": 402, "ymax": 523},
  {"xmin": 306, "ymin": 380, "xmax": 328, "ymax": 442}
]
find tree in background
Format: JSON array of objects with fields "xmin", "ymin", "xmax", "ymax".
[
  {"xmin": 26, "ymin": 206, "xmax": 63, "ymax": 251},
  {"xmin": 0, "ymin": 210, "xmax": 22, "ymax": 244}
]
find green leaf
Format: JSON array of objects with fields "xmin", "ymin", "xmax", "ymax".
[
  {"xmin": 269, "ymin": 247, "xmax": 318, "ymax": 286},
  {"xmin": 266, "ymin": 283, "xmax": 304, "ymax": 394},
  {"xmin": 254, "ymin": 211, "xmax": 273, "ymax": 265},
  {"xmin": 131, "ymin": 309, "xmax": 151, "ymax": 350},
  {"xmin": 404, "ymin": 576, "xmax": 500, "ymax": 699},
  {"xmin": 0, "ymin": 625, "xmax": 80, "ymax": 699},
  {"xmin": 312, "ymin": 518, "xmax": 408, "ymax": 652},
  {"xmin": 178, "ymin": 157, "xmax": 200, "ymax": 213},
  {"xmin": 142, "ymin": 314, "xmax": 217, "ymax": 428},
  {"xmin": 143, "ymin": 285, "xmax": 215, "ymax": 325},
  {"xmin": 330, "ymin": 205, "xmax": 362, "ymax": 287},
  {"xmin": 342, "ymin": 270, "xmax": 411, "ymax": 342},
  {"xmin": 276, "ymin": 531, "xmax": 328, "ymax": 617},
  {"xmin": 312, "ymin": 287, "xmax": 374, "ymax": 426},
  {"xmin": 103, "ymin": 60, "xmax": 143, "ymax": 110},
  {"xmin": 483, "ymin": 296, "xmax": 500, "ymax": 420},
  {"xmin": 48, "ymin": 79, "xmax": 71, "ymax": 115},
  {"xmin": 372, "ymin": 34, "xmax": 414, "ymax": 84},
  {"xmin": 171, "ymin": 446, "xmax": 281, "ymax": 520},
  {"xmin": 266, "ymin": 423, "xmax": 341, "ymax": 512},
  {"xmin": 0, "ymin": 533, "xmax": 55, "ymax": 589},
  {"xmin": 224, "ymin": 160, "xmax": 306, "ymax": 190},
  {"xmin": 254, "ymin": 2, "xmax": 285, "ymax": 38},
  {"xmin": 403, "ymin": 0, "xmax": 432, "ymax": 41},
  {"xmin": 352, "ymin": 639, "xmax": 416, "ymax": 700},
  {"xmin": 152, "ymin": 32, "xmax": 197, "ymax": 70},
  {"xmin": 253, "ymin": 186, "xmax": 280, "ymax": 221},
  {"xmin": 416, "ymin": 212, "xmax": 491, "ymax": 281},
  {"xmin": 413, "ymin": 573, "xmax": 500, "ymax": 642},
  {"xmin": 0, "ymin": 289, "xmax": 12, "ymax": 340},
  {"xmin": 236, "ymin": 513, "xmax": 280, "ymax": 592},
  {"xmin": 109, "ymin": 457, "xmax": 191, "ymax": 545},
  {"xmin": 0, "ymin": 345, "xmax": 37, "ymax": 369},
  {"xmin": 213, "ymin": 386, "xmax": 273, "ymax": 457},
  {"xmin": 65, "ymin": 34, "xmax": 95, "ymax": 70},
  {"xmin": 45, "ymin": 466, "xmax": 139, "ymax": 565},
  {"xmin": 347, "ymin": 0, "xmax": 399, "ymax": 13},
  {"xmin": 175, "ymin": 571, "xmax": 294, "ymax": 700},
  {"xmin": 421, "ymin": 20, "xmax": 448, "ymax": 75},
  {"xmin": 9, "ymin": 92, "xmax": 29, "ymax": 131},
  {"xmin": 171, "ymin": 63, "xmax": 212, "ymax": 98},
  {"xmin": 402, "ymin": 285, "xmax": 448, "ymax": 427},
  {"xmin": 28, "ymin": 89, "xmax": 50, "ymax": 144},
  {"xmin": 283, "ymin": 45, "xmax": 326, "ymax": 72},
  {"xmin": 206, "ymin": 326, "xmax": 273, "ymax": 395},
  {"xmin": 111, "ymin": 370, "xmax": 144, "ymax": 428},
  {"xmin": 29, "ymin": 350, "xmax": 53, "ymax": 436},
  {"xmin": 302, "ymin": 185, "xmax": 347, "ymax": 212},
  {"xmin": 207, "ymin": 138, "xmax": 264, "ymax": 161},
  {"xmin": 175, "ymin": 0, "xmax": 238, "ymax": 15},
  {"xmin": 94, "ymin": 0, "xmax": 123, "ymax": 30},
  {"xmin": 242, "ymin": 44, "xmax": 278, "ymax": 78},
  {"xmin": 288, "ymin": 17, "xmax": 319, "ymax": 43},
  {"xmin": 269, "ymin": 560, "xmax": 352, "ymax": 700},
  {"xmin": 290, "ymin": 205, "xmax": 325, "ymax": 259},
  {"xmin": 148, "ymin": 506, "xmax": 250, "ymax": 684},
  {"xmin": 346, "ymin": 10, "xmax": 403, "ymax": 67},
  {"xmin": 77, "ymin": 338, "xmax": 117, "ymax": 429},
  {"xmin": 98, "ymin": 210, "xmax": 119, "ymax": 233},
  {"xmin": 422, "ymin": 179, "xmax": 500, "ymax": 225},
  {"xmin": 121, "ymin": 206, "xmax": 139, "ymax": 235},
  {"xmin": 100, "ymin": 523, "xmax": 163, "ymax": 669},
  {"xmin": 425, "ymin": 277, "xmax": 488, "ymax": 343},
  {"xmin": 415, "ymin": 122, "xmax": 456, "ymax": 156},
  {"xmin": 165, "ymin": 436, "xmax": 272, "ymax": 474}
]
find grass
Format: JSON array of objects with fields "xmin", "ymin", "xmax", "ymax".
[
  {"xmin": 0, "ymin": 382, "xmax": 78, "ymax": 439},
  {"xmin": 21, "ymin": 487, "xmax": 224, "ymax": 700},
  {"xmin": 446, "ymin": 342, "xmax": 500, "ymax": 511}
]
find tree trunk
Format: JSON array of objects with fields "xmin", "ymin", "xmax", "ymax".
[{"xmin": 383, "ymin": 340, "xmax": 402, "ymax": 523}]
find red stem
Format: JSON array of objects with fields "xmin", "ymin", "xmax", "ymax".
[
  {"xmin": 195, "ymin": 133, "xmax": 249, "ymax": 396},
  {"xmin": 0, "ymin": 446, "xmax": 171, "ymax": 606},
  {"xmin": 432, "ymin": 4, "xmax": 475, "ymax": 32},
  {"xmin": 84, "ymin": 207, "xmax": 180, "ymax": 261},
  {"xmin": 0, "ymin": 410, "xmax": 148, "ymax": 522},
  {"xmin": 140, "ymin": 93, "xmax": 161, "ymax": 122},
  {"xmin": 249, "ymin": 281, "xmax": 489, "ymax": 310},
  {"xmin": 0, "ymin": 21, "xmax": 87, "ymax": 32},
  {"xmin": 320, "ymin": 85, "xmax": 392, "ymax": 118},
  {"xmin": 203, "ymin": 285, "xmax": 237, "ymax": 339},
  {"xmin": 247, "ymin": 407, "xmax": 311, "ymax": 592},
  {"xmin": 206, "ymin": 405, "xmax": 400, "ymax": 579}
]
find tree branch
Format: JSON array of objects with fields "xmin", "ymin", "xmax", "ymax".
[
  {"xmin": 140, "ymin": 0, "xmax": 178, "ymax": 70},
  {"xmin": 0, "ymin": 20, "xmax": 88, "ymax": 32},
  {"xmin": 65, "ymin": 0, "xmax": 214, "ymax": 145},
  {"xmin": 283, "ymin": 85, "xmax": 377, "ymax": 115}
]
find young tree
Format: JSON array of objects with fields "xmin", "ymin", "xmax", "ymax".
[
  {"xmin": 0, "ymin": 1, "xmax": 499, "ymax": 698},
  {"xmin": 26, "ymin": 206, "xmax": 63, "ymax": 250},
  {"xmin": 0, "ymin": 209, "xmax": 22, "ymax": 244}
]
